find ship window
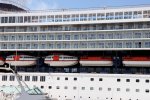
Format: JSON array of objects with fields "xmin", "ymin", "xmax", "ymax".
[
  {"xmin": 65, "ymin": 77, "xmax": 68, "ymax": 80},
  {"xmin": 126, "ymin": 88, "xmax": 130, "ymax": 92},
  {"xmin": 56, "ymin": 86, "xmax": 60, "ymax": 89},
  {"xmin": 145, "ymin": 89, "xmax": 149, "ymax": 93},
  {"xmin": 90, "ymin": 78, "xmax": 94, "ymax": 81},
  {"xmin": 49, "ymin": 86, "xmax": 52, "ymax": 89},
  {"xmin": 82, "ymin": 87, "xmax": 85, "ymax": 90},
  {"xmin": 9, "ymin": 76, "xmax": 15, "ymax": 81},
  {"xmin": 126, "ymin": 79, "xmax": 130, "ymax": 82},
  {"xmin": 64, "ymin": 86, "xmax": 68, "ymax": 89},
  {"xmin": 117, "ymin": 88, "xmax": 120, "ymax": 91},
  {"xmin": 32, "ymin": 76, "xmax": 38, "ymax": 81},
  {"xmin": 40, "ymin": 76, "xmax": 45, "ymax": 82},
  {"xmin": 73, "ymin": 87, "xmax": 77, "ymax": 90},
  {"xmin": 136, "ymin": 89, "xmax": 140, "ymax": 92},
  {"xmin": 41, "ymin": 86, "xmax": 44, "ymax": 89},
  {"xmin": 146, "ymin": 79, "xmax": 149, "ymax": 83},
  {"xmin": 99, "ymin": 87, "xmax": 102, "ymax": 91},
  {"xmin": 136, "ymin": 79, "xmax": 140, "ymax": 83},
  {"xmin": 74, "ymin": 78, "xmax": 77, "ymax": 81},
  {"xmin": 99, "ymin": 78, "xmax": 103, "ymax": 81},
  {"xmin": 25, "ymin": 76, "xmax": 30, "ymax": 81},
  {"xmin": 108, "ymin": 88, "xmax": 111, "ymax": 91},
  {"xmin": 57, "ymin": 77, "xmax": 60, "ymax": 80},
  {"xmin": 19, "ymin": 76, "xmax": 22, "ymax": 81},
  {"xmin": 2, "ymin": 76, "xmax": 7, "ymax": 81},
  {"xmin": 90, "ymin": 87, "xmax": 94, "ymax": 90},
  {"xmin": 117, "ymin": 79, "xmax": 121, "ymax": 82}
]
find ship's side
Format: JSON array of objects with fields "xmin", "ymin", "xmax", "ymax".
[{"xmin": 0, "ymin": 4, "xmax": 150, "ymax": 100}]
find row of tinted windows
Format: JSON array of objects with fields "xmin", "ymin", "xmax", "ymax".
[{"xmin": 1, "ymin": 75, "xmax": 45, "ymax": 82}]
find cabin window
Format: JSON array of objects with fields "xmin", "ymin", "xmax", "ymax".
[
  {"xmin": 145, "ymin": 89, "xmax": 149, "ymax": 93},
  {"xmin": 74, "ymin": 78, "xmax": 77, "ymax": 81},
  {"xmin": 126, "ymin": 79, "xmax": 130, "ymax": 82},
  {"xmin": 10, "ymin": 76, "xmax": 15, "ymax": 81},
  {"xmin": 146, "ymin": 79, "xmax": 149, "ymax": 83},
  {"xmin": 19, "ymin": 76, "xmax": 22, "ymax": 81},
  {"xmin": 108, "ymin": 88, "xmax": 111, "ymax": 91},
  {"xmin": 90, "ymin": 87, "xmax": 94, "ymax": 90},
  {"xmin": 117, "ymin": 79, "xmax": 121, "ymax": 82},
  {"xmin": 136, "ymin": 79, "xmax": 140, "ymax": 83},
  {"xmin": 99, "ymin": 87, "xmax": 102, "ymax": 91},
  {"xmin": 49, "ymin": 86, "xmax": 52, "ymax": 89},
  {"xmin": 40, "ymin": 76, "xmax": 45, "ymax": 82},
  {"xmin": 82, "ymin": 87, "xmax": 85, "ymax": 90},
  {"xmin": 25, "ymin": 76, "xmax": 30, "ymax": 81},
  {"xmin": 117, "ymin": 88, "xmax": 120, "ymax": 91},
  {"xmin": 126, "ymin": 88, "xmax": 130, "ymax": 92},
  {"xmin": 90, "ymin": 78, "xmax": 94, "ymax": 81},
  {"xmin": 57, "ymin": 77, "xmax": 60, "ymax": 80},
  {"xmin": 136, "ymin": 89, "xmax": 140, "ymax": 92},
  {"xmin": 65, "ymin": 77, "xmax": 68, "ymax": 80},
  {"xmin": 56, "ymin": 86, "xmax": 60, "ymax": 89},
  {"xmin": 32, "ymin": 76, "xmax": 38, "ymax": 81},
  {"xmin": 41, "ymin": 86, "xmax": 44, "ymax": 89},
  {"xmin": 64, "ymin": 86, "xmax": 68, "ymax": 89},
  {"xmin": 73, "ymin": 87, "xmax": 77, "ymax": 90},
  {"xmin": 99, "ymin": 78, "xmax": 103, "ymax": 81},
  {"xmin": 2, "ymin": 76, "xmax": 7, "ymax": 81}
]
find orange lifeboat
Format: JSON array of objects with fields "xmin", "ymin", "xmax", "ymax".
[
  {"xmin": 0, "ymin": 57, "xmax": 4, "ymax": 66},
  {"xmin": 44, "ymin": 55, "xmax": 78, "ymax": 67},
  {"xmin": 80, "ymin": 56, "xmax": 113, "ymax": 66},
  {"xmin": 6, "ymin": 55, "xmax": 36, "ymax": 67},
  {"xmin": 123, "ymin": 56, "xmax": 150, "ymax": 67}
]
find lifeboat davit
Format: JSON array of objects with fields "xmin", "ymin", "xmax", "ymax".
[
  {"xmin": 123, "ymin": 56, "xmax": 150, "ymax": 67},
  {"xmin": 0, "ymin": 57, "xmax": 4, "ymax": 66},
  {"xmin": 80, "ymin": 56, "xmax": 113, "ymax": 66},
  {"xmin": 44, "ymin": 55, "xmax": 78, "ymax": 67},
  {"xmin": 6, "ymin": 55, "xmax": 36, "ymax": 67}
]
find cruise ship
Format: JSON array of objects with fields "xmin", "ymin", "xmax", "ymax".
[{"xmin": 0, "ymin": 0, "xmax": 150, "ymax": 100}]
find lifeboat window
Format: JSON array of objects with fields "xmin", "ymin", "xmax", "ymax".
[
  {"xmin": 32, "ymin": 76, "xmax": 38, "ymax": 82},
  {"xmin": 117, "ymin": 79, "xmax": 121, "ymax": 82},
  {"xmin": 90, "ymin": 78, "xmax": 94, "ymax": 81},
  {"xmin": 73, "ymin": 87, "xmax": 77, "ymax": 90},
  {"xmin": 126, "ymin": 79, "xmax": 130, "ymax": 82},
  {"xmin": 40, "ymin": 76, "xmax": 45, "ymax": 82},
  {"xmin": 145, "ymin": 89, "xmax": 149, "ymax": 93},
  {"xmin": 82, "ymin": 87, "xmax": 85, "ymax": 90},
  {"xmin": 136, "ymin": 79, "xmax": 140, "ymax": 83},
  {"xmin": 136, "ymin": 89, "xmax": 140, "ymax": 92},
  {"xmin": 25, "ymin": 76, "xmax": 30, "ymax": 81},
  {"xmin": 2, "ymin": 75, "xmax": 7, "ymax": 81},
  {"xmin": 99, "ymin": 78, "xmax": 103, "ymax": 81},
  {"xmin": 65, "ymin": 77, "xmax": 68, "ymax": 80},
  {"xmin": 9, "ymin": 76, "xmax": 15, "ymax": 81},
  {"xmin": 146, "ymin": 79, "xmax": 149, "ymax": 83},
  {"xmin": 74, "ymin": 78, "xmax": 77, "ymax": 81}
]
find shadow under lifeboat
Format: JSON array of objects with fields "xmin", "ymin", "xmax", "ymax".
[
  {"xmin": 0, "ymin": 57, "xmax": 4, "ymax": 66},
  {"xmin": 123, "ymin": 56, "xmax": 150, "ymax": 67},
  {"xmin": 80, "ymin": 56, "xmax": 113, "ymax": 66},
  {"xmin": 44, "ymin": 55, "xmax": 78, "ymax": 67},
  {"xmin": 5, "ymin": 55, "xmax": 36, "ymax": 67}
]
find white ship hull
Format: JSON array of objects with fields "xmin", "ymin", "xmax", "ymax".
[
  {"xmin": 80, "ymin": 61, "xmax": 113, "ymax": 66},
  {"xmin": 0, "ymin": 73, "xmax": 150, "ymax": 100},
  {"xmin": 6, "ymin": 61, "xmax": 36, "ymax": 67},
  {"xmin": 123, "ymin": 61, "xmax": 150, "ymax": 67},
  {"xmin": 45, "ymin": 61, "xmax": 78, "ymax": 67}
]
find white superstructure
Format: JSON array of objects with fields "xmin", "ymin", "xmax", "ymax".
[{"xmin": 0, "ymin": 4, "xmax": 150, "ymax": 100}]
